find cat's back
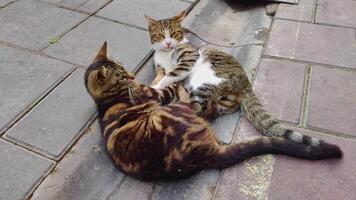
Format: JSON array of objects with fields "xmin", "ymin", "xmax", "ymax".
[{"xmin": 100, "ymin": 101, "xmax": 208, "ymax": 179}]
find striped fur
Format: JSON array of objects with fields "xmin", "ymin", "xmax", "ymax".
[
  {"xmin": 145, "ymin": 14, "xmax": 343, "ymax": 149},
  {"xmin": 84, "ymin": 42, "xmax": 342, "ymax": 181}
]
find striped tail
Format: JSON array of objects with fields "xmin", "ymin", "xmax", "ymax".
[
  {"xmin": 207, "ymin": 136, "xmax": 342, "ymax": 169},
  {"xmin": 238, "ymin": 88, "xmax": 329, "ymax": 148}
]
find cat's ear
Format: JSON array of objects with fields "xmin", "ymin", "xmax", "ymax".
[
  {"xmin": 144, "ymin": 15, "xmax": 157, "ymax": 26},
  {"xmin": 96, "ymin": 66, "xmax": 109, "ymax": 84},
  {"xmin": 93, "ymin": 41, "xmax": 108, "ymax": 63},
  {"xmin": 172, "ymin": 10, "xmax": 186, "ymax": 22}
]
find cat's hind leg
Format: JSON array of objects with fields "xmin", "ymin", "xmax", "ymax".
[{"xmin": 177, "ymin": 82, "xmax": 190, "ymax": 103}]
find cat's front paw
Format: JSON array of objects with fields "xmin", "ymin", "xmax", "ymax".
[{"xmin": 152, "ymin": 84, "xmax": 164, "ymax": 90}]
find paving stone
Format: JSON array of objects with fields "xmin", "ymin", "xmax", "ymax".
[
  {"xmin": 265, "ymin": 3, "xmax": 278, "ymax": 16},
  {"xmin": 316, "ymin": 0, "xmax": 356, "ymax": 28},
  {"xmin": 5, "ymin": 69, "xmax": 96, "ymax": 159},
  {"xmin": 75, "ymin": 0, "xmax": 109, "ymax": 13},
  {"xmin": 269, "ymin": 0, "xmax": 298, "ymax": 3},
  {"xmin": 214, "ymin": 118, "xmax": 275, "ymax": 200},
  {"xmin": 215, "ymin": 119, "xmax": 355, "ymax": 200},
  {"xmin": 31, "ymin": 121, "xmax": 126, "ymax": 200},
  {"xmin": 268, "ymin": 128, "xmax": 356, "ymax": 200},
  {"xmin": 0, "ymin": 45, "xmax": 73, "ymax": 134},
  {"xmin": 58, "ymin": 0, "xmax": 110, "ymax": 13},
  {"xmin": 183, "ymin": 0, "xmax": 271, "ymax": 46},
  {"xmin": 104, "ymin": 177, "xmax": 154, "ymax": 200},
  {"xmin": 44, "ymin": 17, "xmax": 151, "ymax": 70},
  {"xmin": 152, "ymin": 170, "xmax": 220, "ymax": 200},
  {"xmin": 0, "ymin": 0, "xmax": 15, "ymax": 7},
  {"xmin": 134, "ymin": 57, "xmax": 156, "ymax": 86},
  {"xmin": 0, "ymin": 139, "xmax": 54, "ymax": 200},
  {"xmin": 38, "ymin": 0, "xmax": 62, "ymax": 4},
  {"xmin": 266, "ymin": 20, "xmax": 356, "ymax": 68},
  {"xmin": 0, "ymin": 0, "xmax": 86, "ymax": 50},
  {"xmin": 97, "ymin": 0, "xmax": 190, "ymax": 29},
  {"xmin": 308, "ymin": 66, "xmax": 356, "ymax": 136},
  {"xmin": 275, "ymin": 0, "xmax": 315, "ymax": 22},
  {"xmin": 253, "ymin": 58, "xmax": 306, "ymax": 124}
]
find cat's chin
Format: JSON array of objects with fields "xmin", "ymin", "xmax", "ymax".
[{"xmin": 156, "ymin": 47, "xmax": 174, "ymax": 52}]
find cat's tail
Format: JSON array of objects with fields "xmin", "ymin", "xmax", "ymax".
[
  {"xmin": 238, "ymin": 88, "xmax": 327, "ymax": 148},
  {"xmin": 207, "ymin": 136, "xmax": 342, "ymax": 169}
]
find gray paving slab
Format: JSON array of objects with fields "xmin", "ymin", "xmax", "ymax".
[
  {"xmin": 47, "ymin": 0, "xmax": 111, "ymax": 13},
  {"xmin": 275, "ymin": 0, "xmax": 316, "ymax": 22},
  {"xmin": 104, "ymin": 177, "xmax": 154, "ymax": 200},
  {"xmin": 44, "ymin": 16, "xmax": 151, "ymax": 70},
  {"xmin": 183, "ymin": 0, "xmax": 271, "ymax": 46},
  {"xmin": 215, "ymin": 118, "xmax": 352, "ymax": 200},
  {"xmin": 97, "ymin": 0, "xmax": 190, "ymax": 29},
  {"xmin": 31, "ymin": 121, "xmax": 126, "ymax": 200},
  {"xmin": 253, "ymin": 58, "xmax": 306, "ymax": 124},
  {"xmin": 0, "ymin": 44, "xmax": 73, "ymax": 134},
  {"xmin": 316, "ymin": 0, "xmax": 356, "ymax": 28},
  {"xmin": 0, "ymin": 0, "xmax": 15, "ymax": 7},
  {"xmin": 267, "ymin": 127, "xmax": 355, "ymax": 200},
  {"xmin": 269, "ymin": 0, "xmax": 298, "ymax": 3},
  {"xmin": 39, "ymin": 0, "xmax": 61, "ymax": 4},
  {"xmin": 308, "ymin": 66, "xmax": 356, "ymax": 136},
  {"xmin": 4, "ymin": 69, "xmax": 96, "ymax": 160},
  {"xmin": 265, "ymin": 19, "xmax": 356, "ymax": 68},
  {"xmin": 152, "ymin": 170, "xmax": 220, "ymax": 200},
  {"xmin": 0, "ymin": 139, "xmax": 54, "ymax": 200},
  {"xmin": 74, "ymin": 0, "xmax": 109, "ymax": 13},
  {"xmin": 214, "ymin": 118, "xmax": 274, "ymax": 200},
  {"xmin": 134, "ymin": 57, "xmax": 155, "ymax": 84},
  {"xmin": 0, "ymin": 0, "xmax": 86, "ymax": 50}
]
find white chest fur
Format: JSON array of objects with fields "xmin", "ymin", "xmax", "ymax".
[
  {"xmin": 154, "ymin": 50, "xmax": 175, "ymax": 72},
  {"xmin": 187, "ymin": 56, "xmax": 225, "ymax": 90}
]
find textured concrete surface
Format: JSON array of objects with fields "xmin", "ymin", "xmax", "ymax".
[
  {"xmin": 0, "ymin": 44, "xmax": 73, "ymax": 134},
  {"xmin": 97, "ymin": 0, "xmax": 190, "ymax": 29},
  {"xmin": 308, "ymin": 66, "xmax": 356, "ymax": 136},
  {"xmin": 0, "ymin": 0, "xmax": 86, "ymax": 50},
  {"xmin": 46, "ymin": 0, "xmax": 111, "ymax": 13},
  {"xmin": 0, "ymin": 139, "xmax": 54, "ymax": 200},
  {"xmin": 214, "ymin": 118, "xmax": 274, "ymax": 200},
  {"xmin": 183, "ymin": 0, "xmax": 271, "ymax": 46},
  {"xmin": 316, "ymin": 0, "xmax": 356, "ymax": 28},
  {"xmin": 44, "ymin": 16, "xmax": 151, "ymax": 69},
  {"xmin": 0, "ymin": 0, "xmax": 355, "ymax": 199},
  {"xmin": 275, "ymin": 0, "xmax": 315, "ymax": 22},
  {"xmin": 266, "ymin": 19, "xmax": 356, "ymax": 68},
  {"xmin": 5, "ymin": 69, "xmax": 96, "ymax": 160},
  {"xmin": 30, "ymin": 122, "xmax": 126, "ymax": 200},
  {"xmin": 253, "ymin": 58, "xmax": 306, "ymax": 124},
  {"xmin": 268, "ymin": 127, "xmax": 356, "ymax": 200}
]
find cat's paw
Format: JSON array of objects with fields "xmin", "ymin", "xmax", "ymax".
[{"xmin": 152, "ymin": 84, "xmax": 164, "ymax": 90}]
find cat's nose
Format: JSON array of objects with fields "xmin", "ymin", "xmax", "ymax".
[{"xmin": 164, "ymin": 39, "xmax": 172, "ymax": 47}]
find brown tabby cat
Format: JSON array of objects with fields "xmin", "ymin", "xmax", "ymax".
[
  {"xmin": 145, "ymin": 11, "xmax": 328, "ymax": 149},
  {"xmin": 84, "ymin": 42, "xmax": 342, "ymax": 181}
]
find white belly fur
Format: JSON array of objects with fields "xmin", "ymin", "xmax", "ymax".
[
  {"xmin": 154, "ymin": 50, "xmax": 175, "ymax": 72},
  {"xmin": 187, "ymin": 55, "xmax": 225, "ymax": 90}
]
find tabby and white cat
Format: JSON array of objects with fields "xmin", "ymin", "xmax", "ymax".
[
  {"xmin": 84, "ymin": 42, "xmax": 342, "ymax": 181},
  {"xmin": 145, "ymin": 11, "xmax": 329, "ymax": 148}
]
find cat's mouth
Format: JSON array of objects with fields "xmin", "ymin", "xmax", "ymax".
[{"xmin": 162, "ymin": 46, "xmax": 174, "ymax": 51}]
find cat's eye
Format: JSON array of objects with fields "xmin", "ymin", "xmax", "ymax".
[
  {"xmin": 220, "ymin": 96, "xmax": 229, "ymax": 101},
  {"xmin": 115, "ymin": 73, "xmax": 122, "ymax": 79}
]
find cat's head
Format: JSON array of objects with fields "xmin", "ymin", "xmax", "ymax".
[
  {"xmin": 85, "ymin": 42, "xmax": 135, "ymax": 101},
  {"xmin": 145, "ymin": 10, "xmax": 187, "ymax": 51}
]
